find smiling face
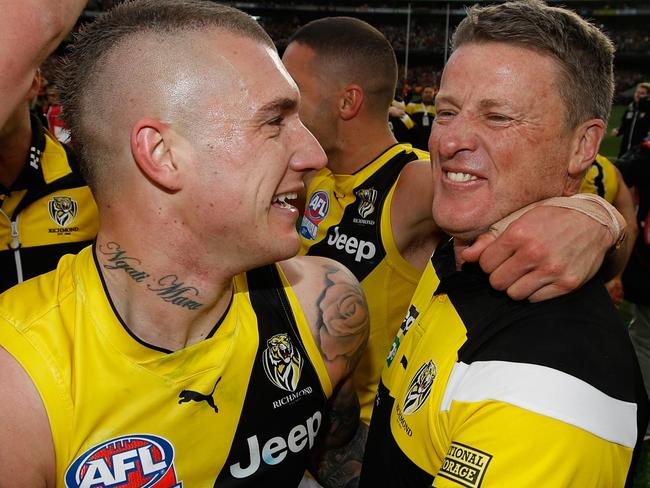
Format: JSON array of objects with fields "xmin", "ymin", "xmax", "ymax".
[
  {"xmin": 430, "ymin": 42, "xmax": 577, "ymax": 243},
  {"xmin": 175, "ymin": 31, "xmax": 327, "ymax": 268}
]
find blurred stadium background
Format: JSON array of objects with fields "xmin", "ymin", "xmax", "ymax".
[{"xmin": 73, "ymin": 0, "xmax": 650, "ymax": 163}]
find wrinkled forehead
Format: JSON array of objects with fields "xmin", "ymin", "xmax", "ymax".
[{"xmin": 439, "ymin": 42, "xmax": 563, "ymax": 101}]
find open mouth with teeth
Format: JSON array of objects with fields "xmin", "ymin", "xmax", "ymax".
[
  {"xmin": 272, "ymin": 192, "xmax": 298, "ymax": 209},
  {"xmin": 446, "ymin": 171, "xmax": 478, "ymax": 182}
]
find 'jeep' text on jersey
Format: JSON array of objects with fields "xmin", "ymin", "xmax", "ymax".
[
  {"xmin": 0, "ymin": 247, "xmax": 332, "ymax": 486},
  {"xmin": 299, "ymin": 143, "xmax": 430, "ymax": 425}
]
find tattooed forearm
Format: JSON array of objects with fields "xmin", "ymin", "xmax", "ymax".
[
  {"xmin": 97, "ymin": 242, "xmax": 204, "ymax": 310},
  {"xmin": 312, "ymin": 380, "xmax": 367, "ymax": 488},
  {"xmin": 315, "ymin": 422, "xmax": 367, "ymax": 488},
  {"xmin": 316, "ymin": 264, "xmax": 369, "ymax": 376}
]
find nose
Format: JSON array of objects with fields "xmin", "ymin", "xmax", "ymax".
[
  {"xmin": 431, "ymin": 113, "xmax": 478, "ymax": 160},
  {"xmin": 290, "ymin": 122, "xmax": 328, "ymax": 172}
]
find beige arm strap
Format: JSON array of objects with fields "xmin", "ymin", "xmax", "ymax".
[{"xmin": 490, "ymin": 193, "xmax": 626, "ymax": 250}]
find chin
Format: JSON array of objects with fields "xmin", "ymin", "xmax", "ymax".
[{"xmin": 272, "ymin": 234, "xmax": 302, "ymax": 262}]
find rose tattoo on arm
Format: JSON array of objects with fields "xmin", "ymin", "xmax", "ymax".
[{"xmin": 316, "ymin": 264, "xmax": 369, "ymax": 380}]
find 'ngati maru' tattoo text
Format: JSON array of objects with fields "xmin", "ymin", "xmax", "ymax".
[{"xmin": 98, "ymin": 242, "xmax": 204, "ymax": 310}]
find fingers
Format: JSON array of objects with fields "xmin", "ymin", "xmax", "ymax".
[
  {"xmin": 461, "ymin": 232, "xmax": 497, "ymax": 263},
  {"xmin": 526, "ymin": 283, "xmax": 569, "ymax": 303},
  {"xmin": 477, "ymin": 221, "xmax": 536, "ymax": 277},
  {"xmin": 487, "ymin": 255, "xmax": 538, "ymax": 293}
]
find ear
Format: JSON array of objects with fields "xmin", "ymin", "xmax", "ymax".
[
  {"xmin": 563, "ymin": 119, "xmax": 605, "ymax": 195},
  {"xmin": 26, "ymin": 70, "xmax": 42, "ymax": 102},
  {"xmin": 130, "ymin": 118, "xmax": 182, "ymax": 192},
  {"xmin": 339, "ymin": 84, "xmax": 364, "ymax": 121}
]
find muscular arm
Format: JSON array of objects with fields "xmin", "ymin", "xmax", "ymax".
[
  {"xmin": 0, "ymin": 346, "xmax": 54, "ymax": 487},
  {"xmin": 310, "ymin": 378, "xmax": 369, "ymax": 488},
  {"xmin": 282, "ymin": 257, "xmax": 369, "ymax": 487},
  {"xmin": 391, "ymin": 160, "xmax": 445, "ymax": 270},
  {"xmin": 0, "ymin": 0, "xmax": 86, "ymax": 128}
]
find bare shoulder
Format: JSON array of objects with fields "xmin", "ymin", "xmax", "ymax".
[
  {"xmin": 392, "ymin": 160, "xmax": 442, "ymax": 269},
  {"xmin": 0, "ymin": 346, "xmax": 54, "ymax": 486},
  {"xmin": 279, "ymin": 256, "xmax": 369, "ymax": 386},
  {"xmin": 392, "ymin": 159, "xmax": 435, "ymax": 225}
]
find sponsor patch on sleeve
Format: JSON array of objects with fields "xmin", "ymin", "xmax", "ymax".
[{"xmin": 437, "ymin": 442, "xmax": 492, "ymax": 488}]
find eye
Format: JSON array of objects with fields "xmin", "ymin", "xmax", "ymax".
[
  {"xmin": 264, "ymin": 116, "xmax": 286, "ymax": 138},
  {"xmin": 268, "ymin": 116, "xmax": 285, "ymax": 127},
  {"xmin": 434, "ymin": 109, "xmax": 456, "ymax": 122},
  {"xmin": 484, "ymin": 113, "xmax": 512, "ymax": 124}
]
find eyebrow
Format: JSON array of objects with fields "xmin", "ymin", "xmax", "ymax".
[
  {"xmin": 477, "ymin": 98, "xmax": 511, "ymax": 110},
  {"xmin": 255, "ymin": 97, "xmax": 298, "ymax": 120},
  {"xmin": 435, "ymin": 94, "xmax": 512, "ymax": 111}
]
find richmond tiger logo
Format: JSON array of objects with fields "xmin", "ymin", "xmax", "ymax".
[
  {"xmin": 355, "ymin": 188, "xmax": 378, "ymax": 219},
  {"xmin": 48, "ymin": 196, "xmax": 78, "ymax": 228},
  {"xmin": 403, "ymin": 360, "xmax": 437, "ymax": 415},
  {"xmin": 262, "ymin": 333, "xmax": 303, "ymax": 392}
]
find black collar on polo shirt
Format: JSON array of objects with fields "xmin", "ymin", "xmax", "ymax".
[{"xmin": 0, "ymin": 113, "xmax": 47, "ymax": 195}]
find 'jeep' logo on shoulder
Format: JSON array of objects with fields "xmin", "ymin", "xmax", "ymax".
[{"xmin": 326, "ymin": 226, "xmax": 376, "ymax": 262}]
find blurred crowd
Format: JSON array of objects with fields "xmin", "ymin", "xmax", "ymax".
[{"xmin": 80, "ymin": 1, "xmax": 650, "ymax": 96}]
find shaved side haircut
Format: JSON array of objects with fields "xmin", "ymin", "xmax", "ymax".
[
  {"xmin": 288, "ymin": 17, "xmax": 398, "ymax": 117},
  {"xmin": 58, "ymin": 0, "xmax": 273, "ymax": 192}
]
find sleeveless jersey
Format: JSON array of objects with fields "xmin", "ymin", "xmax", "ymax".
[
  {"xmin": 0, "ymin": 246, "xmax": 332, "ymax": 487},
  {"xmin": 580, "ymin": 154, "xmax": 619, "ymax": 203},
  {"xmin": 299, "ymin": 143, "xmax": 428, "ymax": 424},
  {"xmin": 361, "ymin": 239, "xmax": 648, "ymax": 487},
  {"xmin": 0, "ymin": 115, "xmax": 98, "ymax": 293}
]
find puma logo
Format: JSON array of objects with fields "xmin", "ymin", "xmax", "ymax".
[{"xmin": 178, "ymin": 377, "xmax": 221, "ymax": 413}]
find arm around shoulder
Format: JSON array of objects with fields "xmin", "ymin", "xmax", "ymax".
[{"xmin": 0, "ymin": 346, "xmax": 54, "ymax": 487}]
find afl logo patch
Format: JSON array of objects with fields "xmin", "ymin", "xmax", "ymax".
[
  {"xmin": 403, "ymin": 360, "xmax": 437, "ymax": 415},
  {"xmin": 262, "ymin": 333, "xmax": 303, "ymax": 392},
  {"xmin": 65, "ymin": 434, "xmax": 182, "ymax": 488},
  {"xmin": 306, "ymin": 191, "xmax": 330, "ymax": 223},
  {"xmin": 300, "ymin": 191, "xmax": 330, "ymax": 240},
  {"xmin": 48, "ymin": 195, "xmax": 78, "ymax": 227}
]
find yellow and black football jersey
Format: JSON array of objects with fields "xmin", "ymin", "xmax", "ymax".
[
  {"xmin": 0, "ymin": 246, "xmax": 331, "ymax": 487},
  {"xmin": 299, "ymin": 143, "xmax": 429, "ymax": 424},
  {"xmin": 581, "ymin": 154, "xmax": 619, "ymax": 203},
  {"xmin": 0, "ymin": 114, "xmax": 98, "ymax": 293},
  {"xmin": 361, "ymin": 239, "xmax": 649, "ymax": 487}
]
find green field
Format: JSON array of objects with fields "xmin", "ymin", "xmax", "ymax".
[{"xmin": 602, "ymin": 104, "xmax": 625, "ymax": 161}]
